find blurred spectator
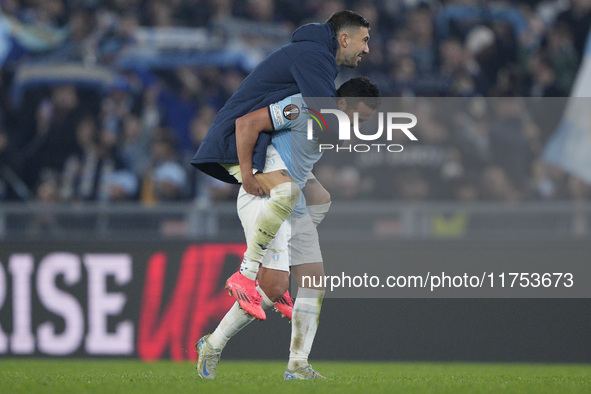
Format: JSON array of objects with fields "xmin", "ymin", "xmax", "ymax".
[
  {"xmin": 555, "ymin": 0, "xmax": 591, "ymax": 64},
  {"xmin": 60, "ymin": 115, "xmax": 126, "ymax": 201},
  {"xmin": 0, "ymin": 0, "xmax": 588, "ymax": 204},
  {"xmin": 407, "ymin": 5, "xmax": 437, "ymax": 75},
  {"xmin": 439, "ymin": 37, "xmax": 480, "ymax": 95},
  {"xmin": 101, "ymin": 78, "xmax": 134, "ymax": 136},
  {"xmin": 488, "ymin": 99, "xmax": 537, "ymax": 189},
  {"xmin": 141, "ymin": 127, "xmax": 188, "ymax": 203},
  {"xmin": 543, "ymin": 23, "xmax": 578, "ymax": 94},
  {"xmin": 28, "ymin": 0, "xmax": 69, "ymax": 27},
  {"xmin": 395, "ymin": 169, "xmax": 432, "ymax": 201},
  {"xmin": 104, "ymin": 170, "xmax": 139, "ymax": 201},
  {"xmin": 98, "ymin": 12, "xmax": 139, "ymax": 63},
  {"xmin": 156, "ymin": 68, "xmax": 200, "ymax": 153},
  {"xmin": 528, "ymin": 53, "xmax": 567, "ymax": 97},
  {"xmin": 0, "ymin": 125, "xmax": 30, "ymax": 200},
  {"xmin": 568, "ymin": 175, "xmax": 591, "ymax": 235},
  {"xmin": 389, "ymin": 56, "xmax": 419, "ymax": 96},
  {"xmin": 145, "ymin": 0, "xmax": 177, "ymax": 27},
  {"xmin": 30, "ymin": 169, "xmax": 62, "ymax": 236},
  {"xmin": 479, "ymin": 165, "xmax": 523, "ymax": 202},
  {"xmin": 120, "ymin": 113, "xmax": 152, "ymax": 176},
  {"xmin": 235, "ymin": 0, "xmax": 278, "ymax": 23},
  {"xmin": 448, "ymin": 174, "xmax": 480, "ymax": 202},
  {"xmin": 152, "ymin": 161, "xmax": 187, "ymax": 201},
  {"xmin": 21, "ymin": 85, "xmax": 82, "ymax": 189},
  {"xmin": 466, "ymin": 25, "xmax": 500, "ymax": 93},
  {"xmin": 530, "ymin": 161, "xmax": 569, "ymax": 201},
  {"xmin": 186, "ymin": 107, "xmax": 238, "ymax": 201}
]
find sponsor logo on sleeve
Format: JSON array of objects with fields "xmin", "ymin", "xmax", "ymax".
[{"xmin": 283, "ymin": 104, "xmax": 300, "ymax": 120}]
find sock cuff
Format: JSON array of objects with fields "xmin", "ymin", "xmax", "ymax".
[
  {"xmin": 296, "ymin": 287, "xmax": 325, "ymax": 305},
  {"xmin": 307, "ymin": 202, "xmax": 331, "ymax": 226},
  {"xmin": 239, "ymin": 258, "xmax": 260, "ymax": 280},
  {"xmin": 256, "ymin": 286, "xmax": 275, "ymax": 309},
  {"xmin": 241, "ymin": 257, "xmax": 260, "ymax": 269},
  {"xmin": 307, "ymin": 202, "xmax": 331, "ymax": 214}
]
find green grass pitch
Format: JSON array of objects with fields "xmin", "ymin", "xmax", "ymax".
[{"xmin": 1, "ymin": 359, "xmax": 590, "ymax": 393}]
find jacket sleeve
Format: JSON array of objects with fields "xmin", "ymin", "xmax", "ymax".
[{"xmin": 291, "ymin": 51, "xmax": 340, "ymax": 144}]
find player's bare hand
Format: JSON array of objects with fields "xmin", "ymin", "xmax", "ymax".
[{"xmin": 243, "ymin": 174, "xmax": 264, "ymax": 196}]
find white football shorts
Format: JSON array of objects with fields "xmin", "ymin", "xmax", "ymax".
[
  {"xmin": 221, "ymin": 145, "xmax": 288, "ymax": 182},
  {"xmin": 237, "ymin": 187, "xmax": 323, "ymax": 271},
  {"xmin": 232, "ymin": 145, "xmax": 323, "ymax": 272}
]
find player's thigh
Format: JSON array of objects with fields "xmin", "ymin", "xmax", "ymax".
[
  {"xmin": 236, "ymin": 186, "xmax": 266, "ymax": 239},
  {"xmin": 302, "ymin": 173, "xmax": 331, "ymax": 205},
  {"xmin": 255, "ymin": 145, "xmax": 294, "ymax": 195},
  {"xmin": 288, "ymin": 215, "xmax": 325, "ymax": 289},
  {"xmin": 255, "ymin": 170, "xmax": 293, "ymax": 196},
  {"xmin": 291, "ymin": 263, "xmax": 325, "ymax": 290}
]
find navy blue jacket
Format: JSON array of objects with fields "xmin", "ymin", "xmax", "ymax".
[{"xmin": 191, "ymin": 22, "xmax": 338, "ymax": 183}]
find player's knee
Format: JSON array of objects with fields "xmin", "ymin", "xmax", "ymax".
[
  {"xmin": 270, "ymin": 182, "xmax": 301, "ymax": 212},
  {"xmin": 293, "ymin": 263, "xmax": 325, "ymax": 290},
  {"xmin": 300, "ymin": 275, "xmax": 326, "ymax": 290}
]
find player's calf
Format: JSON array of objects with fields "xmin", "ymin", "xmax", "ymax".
[
  {"xmin": 258, "ymin": 267, "xmax": 292, "ymax": 319},
  {"xmin": 257, "ymin": 267, "xmax": 290, "ymax": 301}
]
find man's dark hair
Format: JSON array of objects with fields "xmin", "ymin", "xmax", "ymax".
[
  {"xmin": 337, "ymin": 76, "xmax": 381, "ymax": 109},
  {"xmin": 326, "ymin": 10, "xmax": 370, "ymax": 34}
]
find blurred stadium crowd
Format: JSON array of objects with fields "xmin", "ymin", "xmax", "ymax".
[{"xmin": 0, "ymin": 0, "xmax": 590, "ymax": 204}]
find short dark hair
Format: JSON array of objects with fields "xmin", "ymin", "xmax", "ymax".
[
  {"xmin": 336, "ymin": 76, "xmax": 381, "ymax": 109},
  {"xmin": 326, "ymin": 10, "xmax": 370, "ymax": 35}
]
